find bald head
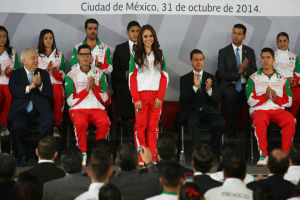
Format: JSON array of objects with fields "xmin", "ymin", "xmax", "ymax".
[
  {"xmin": 268, "ymin": 149, "xmax": 289, "ymax": 176},
  {"xmin": 21, "ymin": 48, "xmax": 38, "ymax": 72}
]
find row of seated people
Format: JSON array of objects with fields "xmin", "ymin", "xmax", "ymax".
[
  {"xmin": 0, "ymin": 134, "xmax": 299, "ymax": 200},
  {"xmin": 0, "ymin": 19, "xmax": 299, "ymax": 167}
]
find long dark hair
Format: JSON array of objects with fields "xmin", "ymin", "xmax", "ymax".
[
  {"xmin": 0, "ymin": 26, "xmax": 12, "ymax": 58},
  {"xmin": 134, "ymin": 24, "xmax": 164, "ymax": 71},
  {"xmin": 37, "ymin": 29, "xmax": 58, "ymax": 57}
]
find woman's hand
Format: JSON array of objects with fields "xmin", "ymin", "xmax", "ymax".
[
  {"xmin": 154, "ymin": 98, "xmax": 162, "ymax": 109},
  {"xmin": 135, "ymin": 101, "xmax": 142, "ymax": 111}
]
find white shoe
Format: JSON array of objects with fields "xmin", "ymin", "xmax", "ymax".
[
  {"xmin": 0, "ymin": 127, "xmax": 9, "ymax": 137},
  {"xmin": 82, "ymin": 152, "xmax": 87, "ymax": 167},
  {"xmin": 257, "ymin": 155, "xmax": 268, "ymax": 166}
]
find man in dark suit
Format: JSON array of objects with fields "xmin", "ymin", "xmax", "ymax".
[
  {"xmin": 112, "ymin": 21, "xmax": 140, "ymax": 120},
  {"xmin": 192, "ymin": 144, "xmax": 222, "ymax": 197},
  {"xmin": 44, "ymin": 147, "xmax": 90, "ymax": 200},
  {"xmin": 247, "ymin": 149, "xmax": 296, "ymax": 200},
  {"xmin": 179, "ymin": 49, "xmax": 225, "ymax": 150},
  {"xmin": 110, "ymin": 143, "xmax": 161, "ymax": 200},
  {"xmin": 216, "ymin": 24, "xmax": 257, "ymax": 138},
  {"xmin": 19, "ymin": 136, "xmax": 65, "ymax": 192},
  {"xmin": 8, "ymin": 48, "xmax": 54, "ymax": 165}
]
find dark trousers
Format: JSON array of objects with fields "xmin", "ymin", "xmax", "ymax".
[
  {"xmin": 11, "ymin": 108, "xmax": 53, "ymax": 156},
  {"xmin": 187, "ymin": 108, "xmax": 225, "ymax": 150},
  {"xmin": 223, "ymin": 84, "xmax": 247, "ymax": 133}
]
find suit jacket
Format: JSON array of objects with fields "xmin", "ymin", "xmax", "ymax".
[
  {"xmin": 194, "ymin": 174, "xmax": 222, "ymax": 196},
  {"xmin": 20, "ymin": 162, "xmax": 65, "ymax": 192},
  {"xmin": 247, "ymin": 175, "xmax": 296, "ymax": 200},
  {"xmin": 109, "ymin": 169, "xmax": 162, "ymax": 200},
  {"xmin": 179, "ymin": 70, "xmax": 220, "ymax": 122},
  {"xmin": 8, "ymin": 67, "xmax": 54, "ymax": 122},
  {"xmin": 43, "ymin": 173, "xmax": 91, "ymax": 200},
  {"xmin": 112, "ymin": 41, "xmax": 135, "ymax": 118},
  {"xmin": 0, "ymin": 180, "xmax": 15, "ymax": 200},
  {"xmin": 216, "ymin": 44, "xmax": 257, "ymax": 88}
]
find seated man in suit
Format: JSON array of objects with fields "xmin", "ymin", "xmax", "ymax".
[
  {"xmin": 217, "ymin": 23, "xmax": 257, "ymax": 138},
  {"xmin": 20, "ymin": 136, "xmax": 65, "ymax": 192},
  {"xmin": 109, "ymin": 143, "xmax": 161, "ymax": 200},
  {"xmin": 0, "ymin": 153, "xmax": 17, "ymax": 200},
  {"xmin": 43, "ymin": 147, "xmax": 91, "ymax": 200},
  {"xmin": 65, "ymin": 44, "xmax": 111, "ymax": 166},
  {"xmin": 179, "ymin": 49, "xmax": 225, "ymax": 150},
  {"xmin": 247, "ymin": 149, "xmax": 295, "ymax": 200},
  {"xmin": 192, "ymin": 144, "xmax": 222, "ymax": 196},
  {"xmin": 246, "ymin": 48, "xmax": 295, "ymax": 166},
  {"xmin": 112, "ymin": 21, "xmax": 140, "ymax": 121},
  {"xmin": 8, "ymin": 48, "xmax": 53, "ymax": 166}
]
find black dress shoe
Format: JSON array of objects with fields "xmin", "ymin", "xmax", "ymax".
[{"xmin": 18, "ymin": 155, "xmax": 27, "ymax": 167}]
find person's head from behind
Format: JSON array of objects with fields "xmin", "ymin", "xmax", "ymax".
[
  {"xmin": 36, "ymin": 136, "xmax": 58, "ymax": 161},
  {"xmin": 0, "ymin": 153, "xmax": 17, "ymax": 181},
  {"xmin": 21, "ymin": 48, "xmax": 39, "ymax": 72},
  {"xmin": 61, "ymin": 146, "xmax": 82, "ymax": 174},
  {"xmin": 192, "ymin": 144, "xmax": 214, "ymax": 173},
  {"xmin": 98, "ymin": 183, "xmax": 122, "ymax": 200},
  {"xmin": 223, "ymin": 154, "xmax": 246, "ymax": 181},
  {"xmin": 267, "ymin": 149, "xmax": 289, "ymax": 176},
  {"xmin": 127, "ymin": 21, "xmax": 140, "ymax": 43},
  {"xmin": 190, "ymin": 49, "xmax": 205, "ymax": 73},
  {"xmin": 88, "ymin": 148, "xmax": 111, "ymax": 183},
  {"xmin": 292, "ymin": 180, "xmax": 300, "ymax": 197},
  {"xmin": 217, "ymin": 143, "xmax": 237, "ymax": 171},
  {"xmin": 156, "ymin": 133, "xmax": 177, "ymax": 161},
  {"xmin": 179, "ymin": 182, "xmax": 201, "ymax": 200},
  {"xmin": 95, "ymin": 139, "xmax": 114, "ymax": 163},
  {"xmin": 85, "ymin": 18, "xmax": 98, "ymax": 40},
  {"xmin": 159, "ymin": 160, "xmax": 183, "ymax": 190},
  {"xmin": 261, "ymin": 48, "xmax": 275, "ymax": 70},
  {"xmin": 253, "ymin": 183, "xmax": 274, "ymax": 200},
  {"xmin": 288, "ymin": 145, "xmax": 300, "ymax": 166},
  {"xmin": 77, "ymin": 44, "xmax": 92, "ymax": 68},
  {"xmin": 116, "ymin": 143, "xmax": 138, "ymax": 171},
  {"xmin": 15, "ymin": 173, "xmax": 41, "ymax": 200},
  {"xmin": 232, "ymin": 23, "xmax": 246, "ymax": 46},
  {"xmin": 276, "ymin": 32, "xmax": 289, "ymax": 51}
]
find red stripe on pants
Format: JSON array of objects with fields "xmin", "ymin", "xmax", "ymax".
[
  {"xmin": 0, "ymin": 85, "xmax": 11, "ymax": 126},
  {"xmin": 69, "ymin": 109, "xmax": 110, "ymax": 153},
  {"xmin": 287, "ymin": 86, "xmax": 300, "ymax": 117},
  {"xmin": 134, "ymin": 91, "xmax": 162, "ymax": 160},
  {"xmin": 251, "ymin": 109, "xmax": 295, "ymax": 156},
  {"xmin": 52, "ymin": 84, "xmax": 65, "ymax": 126}
]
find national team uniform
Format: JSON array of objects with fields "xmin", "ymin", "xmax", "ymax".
[
  {"xmin": 65, "ymin": 64, "xmax": 111, "ymax": 154},
  {"xmin": 274, "ymin": 49, "xmax": 300, "ymax": 117},
  {"xmin": 129, "ymin": 53, "xmax": 168, "ymax": 160},
  {"xmin": 38, "ymin": 49, "xmax": 65, "ymax": 126},
  {"xmin": 71, "ymin": 38, "xmax": 112, "ymax": 74},
  {"xmin": 246, "ymin": 69, "xmax": 296, "ymax": 157},
  {"xmin": 0, "ymin": 49, "xmax": 20, "ymax": 128}
]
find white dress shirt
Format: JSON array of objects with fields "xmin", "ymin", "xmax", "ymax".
[
  {"xmin": 75, "ymin": 182, "xmax": 105, "ymax": 200},
  {"xmin": 24, "ymin": 66, "xmax": 43, "ymax": 94},
  {"xmin": 192, "ymin": 69, "xmax": 212, "ymax": 96},
  {"xmin": 284, "ymin": 165, "xmax": 300, "ymax": 185},
  {"xmin": 128, "ymin": 39, "xmax": 136, "ymax": 55},
  {"xmin": 232, "ymin": 43, "xmax": 246, "ymax": 84}
]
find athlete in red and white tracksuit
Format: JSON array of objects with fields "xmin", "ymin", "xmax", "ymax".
[
  {"xmin": 0, "ymin": 49, "xmax": 19, "ymax": 127},
  {"xmin": 274, "ymin": 49, "xmax": 300, "ymax": 117},
  {"xmin": 65, "ymin": 63, "xmax": 111, "ymax": 153},
  {"xmin": 246, "ymin": 69, "xmax": 295, "ymax": 157},
  {"xmin": 38, "ymin": 49, "xmax": 65, "ymax": 126},
  {"xmin": 129, "ymin": 53, "xmax": 168, "ymax": 160}
]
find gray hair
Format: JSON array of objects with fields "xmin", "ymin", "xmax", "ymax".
[{"xmin": 20, "ymin": 48, "xmax": 36, "ymax": 61}]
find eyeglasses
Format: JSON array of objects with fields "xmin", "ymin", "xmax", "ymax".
[{"xmin": 78, "ymin": 53, "xmax": 91, "ymax": 57}]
